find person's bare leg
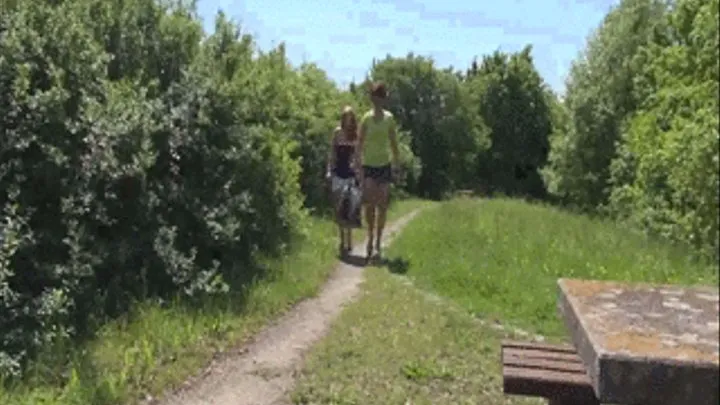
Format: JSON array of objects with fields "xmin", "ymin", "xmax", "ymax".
[
  {"xmin": 345, "ymin": 228, "xmax": 352, "ymax": 252},
  {"xmin": 333, "ymin": 191, "xmax": 347, "ymax": 255},
  {"xmin": 375, "ymin": 183, "xmax": 389, "ymax": 257},
  {"xmin": 365, "ymin": 203, "xmax": 375, "ymax": 259},
  {"xmin": 363, "ymin": 178, "xmax": 377, "ymax": 259},
  {"xmin": 338, "ymin": 225, "xmax": 346, "ymax": 255}
]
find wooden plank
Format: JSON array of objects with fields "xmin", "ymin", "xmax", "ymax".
[
  {"xmin": 504, "ymin": 365, "xmax": 591, "ymax": 387},
  {"xmin": 504, "ymin": 366, "xmax": 599, "ymax": 404},
  {"xmin": 503, "ymin": 355, "xmax": 588, "ymax": 374},
  {"xmin": 503, "ymin": 347, "xmax": 584, "ymax": 365},
  {"xmin": 501, "ymin": 341, "xmax": 600, "ymax": 404},
  {"xmin": 502, "ymin": 339, "xmax": 576, "ymax": 353}
]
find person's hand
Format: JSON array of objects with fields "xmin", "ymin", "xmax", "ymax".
[
  {"xmin": 391, "ymin": 165, "xmax": 401, "ymax": 182},
  {"xmin": 324, "ymin": 171, "xmax": 332, "ymax": 191}
]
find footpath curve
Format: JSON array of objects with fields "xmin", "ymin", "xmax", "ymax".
[{"xmin": 150, "ymin": 209, "xmax": 423, "ymax": 405}]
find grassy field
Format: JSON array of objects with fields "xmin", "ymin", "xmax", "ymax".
[
  {"xmin": 0, "ymin": 199, "xmax": 425, "ymax": 405},
  {"xmin": 291, "ymin": 267, "xmax": 539, "ymax": 405},
  {"xmin": 292, "ymin": 196, "xmax": 717, "ymax": 404},
  {"xmin": 380, "ymin": 197, "xmax": 718, "ymax": 338}
]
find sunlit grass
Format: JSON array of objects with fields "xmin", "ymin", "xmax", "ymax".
[{"xmin": 0, "ymin": 200, "xmax": 426, "ymax": 405}]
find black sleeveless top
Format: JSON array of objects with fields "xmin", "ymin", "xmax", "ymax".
[{"xmin": 333, "ymin": 138, "xmax": 356, "ymax": 179}]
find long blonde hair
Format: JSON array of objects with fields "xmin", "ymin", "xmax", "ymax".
[{"xmin": 339, "ymin": 106, "xmax": 358, "ymax": 141}]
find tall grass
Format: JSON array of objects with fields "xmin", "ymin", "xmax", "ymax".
[{"xmin": 385, "ymin": 198, "xmax": 718, "ymax": 338}]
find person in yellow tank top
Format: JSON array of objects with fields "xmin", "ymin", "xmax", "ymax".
[{"xmin": 357, "ymin": 82, "xmax": 400, "ymax": 261}]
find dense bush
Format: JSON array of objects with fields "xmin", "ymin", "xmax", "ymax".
[
  {"xmin": 0, "ymin": 0, "xmax": 329, "ymax": 377},
  {"xmin": 607, "ymin": 0, "xmax": 719, "ymax": 260},
  {"xmin": 543, "ymin": 0, "xmax": 719, "ymax": 260},
  {"xmin": 543, "ymin": 0, "xmax": 670, "ymax": 209},
  {"xmin": 360, "ymin": 55, "xmax": 491, "ymax": 199}
]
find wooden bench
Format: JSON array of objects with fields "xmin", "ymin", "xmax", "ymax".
[{"xmin": 502, "ymin": 340, "xmax": 600, "ymax": 405}]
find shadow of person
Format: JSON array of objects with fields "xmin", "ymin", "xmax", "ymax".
[
  {"xmin": 339, "ymin": 253, "xmax": 368, "ymax": 267},
  {"xmin": 375, "ymin": 256, "xmax": 410, "ymax": 274},
  {"xmin": 338, "ymin": 250, "xmax": 411, "ymax": 273}
]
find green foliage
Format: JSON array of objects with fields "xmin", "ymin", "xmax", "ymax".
[
  {"xmin": 0, "ymin": 0, "xmax": 331, "ymax": 379},
  {"xmin": 348, "ymin": 49, "xmax": 553, "ymax": 200},
  {"xmin": 365, "ymin": 54, "xmax": 490, "ymax": 199},
  {"xmin": 543, "ymin": 0, "xmax": 718, "ymax": 261},
  {"xmin": 1, "ymin": 0, "xmax": 716, "ymax": 386},
  {"xmin": 543, "ymin": 0, "xmax": 669, "ymax": 208},
  {"xmin": 466, "ymin": 46, "xmax": 553, "ymax": 198},
  {"xmin": 608, "ymin": 0, "xmax": 719, "ymax": 260},
  {"xmin": 286, "ymin": 63, "xmax": 350, "ymax": 213},
  {"xmin": 385, "ymin": 198, "xmax": 717, "ymax": 339}
]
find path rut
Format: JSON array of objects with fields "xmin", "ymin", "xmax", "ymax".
[{"xmin": 151, "ymin": 209, "xmax": 422, "ymax": 405}]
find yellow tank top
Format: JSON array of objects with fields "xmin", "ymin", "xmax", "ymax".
[{"xmin": 361, "ymin": 109, "xmax": 395, "ymax": 167}]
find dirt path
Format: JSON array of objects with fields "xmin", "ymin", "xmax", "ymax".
[{"xmin": 152, "ymin": 210, "xmax": 422, "ymax": 405}]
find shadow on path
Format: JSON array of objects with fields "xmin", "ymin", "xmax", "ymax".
[
  {"xmin": 339, "ymin": 253, "xmax": 411, "ymax": 274},
  {"xmin": 339, "ymin": 253, "xmax": 367, "ymax": 267}
]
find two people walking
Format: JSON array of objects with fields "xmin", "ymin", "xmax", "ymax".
[{"xmin": 326, "ymin": 82, "xmax": 400, "ymax": 261}]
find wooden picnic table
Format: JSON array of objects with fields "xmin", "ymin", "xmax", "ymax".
[{"xmin": 557, "ymin": 278, "xmax": 719, "ymax": 405}]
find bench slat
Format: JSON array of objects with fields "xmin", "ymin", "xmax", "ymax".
[
  {"xmin": 502, "ymin": 341, "xmax": 600, "ymax": 405},
  {"xmin": 504, "ymin": 365, "xmax": 591, "ymax": 388},
  {"xmin": 504, "ymin": 347, "xmax": 585, "ymax": 366},
  {"xmin": 504, "ymin": 355, "xmax": 588, "ymax": 374},
  {"xmin": 502, "ymin": 340, "xmax": 577, "ymax": 353}
]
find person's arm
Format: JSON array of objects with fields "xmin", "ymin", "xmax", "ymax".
[
  {"xmin": 389, "ymin": 117, "xmax": 400, "ymax": 168},
  {"xmin": 327, "ymin": 129, "xmax": 339, "ymax": 178},
  {"xmin": 356, "ymin": 118, "xmax": 367, "ymax": 180}
]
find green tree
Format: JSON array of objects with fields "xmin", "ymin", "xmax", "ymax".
[
  {"xmin": 543, "ymin": 0, "xmax": 669, "ymax": 209},
  {"xmin": 368, "ymin": 54, "xmax": 488, "ymax": 198},
  {"xmin": 0, "ymin": 0, "xmax": 312, "ymax": 377},
  {"xmin": 608, "ymin": 0, "xmax": 719, "ymax": 260},
  {"xmin": 467, "ymin": 46, "xmax": 552, "ymax": 197}
]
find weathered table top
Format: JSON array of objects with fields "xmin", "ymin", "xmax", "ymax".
[{"xmin": 558, "ymin": 278, "xmax": 719, "ymax": 405}]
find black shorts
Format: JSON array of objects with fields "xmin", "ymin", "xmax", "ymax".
[{"xmin": 363, "ymin": 164, "xmax": 392, "ymax": 184}]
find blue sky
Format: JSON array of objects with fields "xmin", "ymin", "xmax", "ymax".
[{"xmin": 196, "ymin": 0, "xmax": 619, "ymax": 94}]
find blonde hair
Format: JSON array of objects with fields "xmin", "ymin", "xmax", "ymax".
[{"xmin": 340, "ymin": 106, "xmax": 358, "ymax": 141}]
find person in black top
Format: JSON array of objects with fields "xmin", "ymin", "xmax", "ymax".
[{"xmin": 326, "ymin": 106, "xmax": 361, "ymax": 256}]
